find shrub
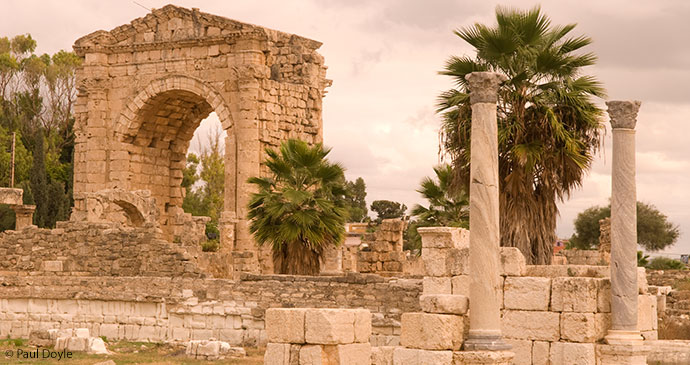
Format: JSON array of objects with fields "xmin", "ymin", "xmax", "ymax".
[
  {"xmin": 205, "ymin": 221, "xmax": 219, "ymax": 240},
  {"xmin": 646, "ymin": 257, "xmax": 686, "ymax": 270},
  {"xmin": 201, "ymin": 239, "xmax": 219, "ymax": 252}
]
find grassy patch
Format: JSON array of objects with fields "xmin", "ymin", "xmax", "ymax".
[
  {"xmin": 0, "ymin": 339, "xmax": 264, "ymax": 364},
  {"xmin": 673, "ymin": 278, "xmax": 690, "ymax": 291}
]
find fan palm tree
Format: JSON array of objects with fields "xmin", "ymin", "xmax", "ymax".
[
  {"xmin": 407, "ymin": 164, "xmax": 470, "ymax": 252},
  {"xmin": 438, "ymin": 6, "xmax": 606, "ymax": 264},
  {"xmin": 247, "ymin": 139, "xmax": 348, "ymax": 275},
  {"xmin": 411, "ymin": 164, "xmax": 469, "ymax": 228}
]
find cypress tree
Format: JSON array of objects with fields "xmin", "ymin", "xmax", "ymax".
[{"xmin": 29, "ymin": 128, "xmax": 49, "ymax": 227}]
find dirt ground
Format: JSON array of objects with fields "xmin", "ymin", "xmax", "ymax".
[{"xmin": 0, "ymin": 339, "xmax": 264, "ymax": 364}]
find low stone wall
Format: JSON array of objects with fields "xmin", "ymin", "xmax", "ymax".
[
  {"xmin": 0, "ymin": 221, "xmax": 204, "ymax": 278},
  {"xmin": 0, "ymin": 273, "xmax": 421, "ymax": 347},
  {"xmin": 558, "ymin": 249, "xmax": 606, "ymax": 266}
]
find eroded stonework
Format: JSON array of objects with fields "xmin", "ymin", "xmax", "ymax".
[{"xmin": 71, "ymin": 5, "xmax": 329, "ymax": 273}]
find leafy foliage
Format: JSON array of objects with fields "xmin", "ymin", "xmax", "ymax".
[
  {"xmin": 370, "ymin": 200, "xmax": 407, "ymax": 224},
  {"xmin": 646, "ymin": 257, "xmax": 686, "ymax": 270},
  {"xmin": 0, "ymin": 34, "xmax": 78, "ymax": 230},
  {"xmin": 247, "ymin": 139, "xmax": 348, "ymax": 275},
  {"xmin": 570, "ymin": 202, "xmax": 680, "ymax": 251},
  {"xmin": 182, "ymin": 129, "xmax": 225, "ymax": 228},
  {"xmin": 637, "ymin": 251, "xmax": 649, "ymax": 267},
  {"xmin": 343, "ymin": 177, "xmax": 368, "ymax": 222},
  {"xmin": 438, "ymin": 7, "xmax": 605, "ymax": 264},
  {"xmin": 407, "ymin": 164, "xmax": 470, "ymax": 251}
]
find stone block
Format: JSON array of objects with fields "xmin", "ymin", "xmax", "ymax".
[
  {"xmin": 323, "ymin": 343, "xmax": 371, "ymax": 365},
  {"xmin": 372, "ymin": 346, "xmax": 395, "ymax": 365},
  {"xmin": 532, "ymin": 341, "xmax": 549, "ymax": 365},
  {"xmin": 265, "ymin": 308, "xmax": 306, "ymax": 343},
  {"xmin": 596, "ymin": 278, "xmax": 611, "ymax": 313},
  {"xmin": 418, "ymin": 227, "xmax": 468, "ymax": 249},
  {"xmin": 503, "ymin": 277, "xmax": 551, "ymax": 311},
  {"xmin": 400, "ymin": 313, "xmax": 463, "ymax": 350},
  {"xmin": 500, "ymin": 247, "xmax": 526, "ymax": 276},
  {"xmin": 596, "ymin": 343, "xmax": 649, "ymax": 365},
  {"xmin": 451, "ymin": 275, "xmax": 470, "ymax": 297},
  {"xmin": 549, "ymin": 342, "xmax": 595, "ymax": 365},
  {"xmin": 641, "ymin": 330, "xmax": 658, "ymax": 340},
  {"xmin": 299, "ymin": 344, "xmax": 323, "ymax": 364},
  {"xmin": 551, "ymin": 277, "xmax": 598, "ymax": 312},
  {"xmin": 638, "ymin": 294, "xmax": 657, "ymax": 331},
  {"xmin": 502, "ymin": 310, "xmax": 560, "ymax": 341},
  {"xmin": 423, "ymin": 248, "xmax": 449, "ymax": 277},
  {"xmin": 353, "ymin": 309, "xmax": 372, "ymax": 343},
  {"xmin": 263, "ymin": 343, "xmax": 290, "ymax": 364},
  {"xmin": 637, "ymin": 267, "xmax": 648, "ymax": 294},
  {"xmin": 393, "ymin": 347, "xmax": 453, "ymax": 365},
  {"xmin": 419, "ymin": 295, "xmax": 468, "ymax": 315},
  {"xmin": 423, "ymin": 277, "xmax": 451, "ymax": 295},
  {"xmin": 505, "ymin": 339, "xmax": 532, "ymax": 365},
  {"xmin": 594, "ymin": 313, "xmax": 611, "ymax": 341},
  {"xmin": 305, "ymin": 309, "xmax": 355, "ymax": 345},
  {"xmin": 451, "ymin": 351, "xmax": 515, "ymax": 365},
  {"xmin": 560, "ymin": 313, "xmax": 596, "ymax": 342},
  {"xmin": 42, "ymin": 260, "xmax": 63, "ymax": 272},
  {"xmin": 446, "ymin": 248, "xmax": 469, "ymax": 276}
]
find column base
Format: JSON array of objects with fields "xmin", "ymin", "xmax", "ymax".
[
  {"xmin": 597, "ymin": 343, "xmax": 648, "ymax": 365},
  {"xmin": 463, "ymin": 334, "xmax": 512, "ymax": 351},
  {"xmin": 605, "ymin": 330, "xmax": 644, "ymax": 345}
]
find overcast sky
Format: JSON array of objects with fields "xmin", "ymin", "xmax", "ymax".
[{"xmin": 3, "ymin": 0, "xmax": 689, "ymax": 256}]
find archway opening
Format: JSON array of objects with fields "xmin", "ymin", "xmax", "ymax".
[{"xmin": 121, "ymin": 89, "xmax": 228, "ymax": 241}]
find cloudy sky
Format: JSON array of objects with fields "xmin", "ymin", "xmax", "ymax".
[{"xmin": 3, "ymin": 0, "xmax": 689, "ymax": 256}]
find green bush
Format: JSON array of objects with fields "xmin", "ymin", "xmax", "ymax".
[
  {"xmin": 646, "ymin": 257, "xmax": 686, "ymax": 270},
  {"xmin": 205, "ymin": 221, "xmax": 219, "ymax": 240},
  {"xmin": 201, "ymin": 239, "xmax": 219, "ymax": 252}
]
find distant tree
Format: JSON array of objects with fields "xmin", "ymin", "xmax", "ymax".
[
  {"xmin": 570, "ymin": 202, "xmax": 680, "ymax": 251},
  {"xmin": 406, "ymin": 164, "xmax": 470, "ymax": 251},
  {"xmin": 247, "ymin": 139, "xmax": 348, "ymax": 275},
  {"xmin": 343, "ymin": 177, "xmax": 367, "ymax": 222},
  {"xmin": 29, "ymin": 128, "xmax": 48, "ymax": 227},
  {"xmin": 370, "ymin": 200, "xmax": 407, "ymax": 224},
  {"xmin": 646, "ymin": 257, "xmax": 686, "ymax": 270}
]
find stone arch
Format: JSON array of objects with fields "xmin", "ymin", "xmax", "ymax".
[
  {"xmin": 110, "ymin": 75, "xmax": 235, "ymax": 228},
  {"xmin": 71, "ymin": 189, "xmax": 159, "ymax": 228}
]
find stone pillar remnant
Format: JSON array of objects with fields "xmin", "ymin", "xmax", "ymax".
[
  {"xmin": 463, "ymin": 71, "xmax": 511, "ymax": 351},
  {"xmin": 605, "ymin": 100, "xmax": 644, "ymax": 345},
  {"xmin": 11, "ymin": 204, "xmax": 36, "ymax": 229}
]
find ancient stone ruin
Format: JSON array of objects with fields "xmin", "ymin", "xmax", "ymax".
[{"xmin": 1, "ymin": 5, "xmax": 690, "ymax": 365}]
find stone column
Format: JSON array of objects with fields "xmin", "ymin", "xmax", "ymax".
[
  {"xmin": 463, "ymin": 72, "xmax": 511, "ymax": 351},
  {"xmin": 605, "ymin": 100, "xmax": 644, "ymax": 345},
  {"xmin": 11, "ymin": 204, "xmax": 36, "ymax": 229}
]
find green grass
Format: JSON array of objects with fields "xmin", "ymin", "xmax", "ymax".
[{"xmin": 0, "ymin": 339, "xmax": 264, "ymax": 364}]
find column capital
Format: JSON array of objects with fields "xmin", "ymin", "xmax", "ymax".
[
  {"xmin": 606, "ymin": 100, "xmax": 641, "ymax": 129},
  {"xmin": 465, "ymin": 72, "xmax": 508, "ymax": 104}
]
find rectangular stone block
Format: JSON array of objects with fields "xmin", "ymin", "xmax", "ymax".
[
  {"xmin": 353, "ymin": 309, "xmax": 372, "ymax": 343},
  {"xmin": 418, "ymin": 227, "xmax": 468, "ymax": 249},
  {"xmin": 638, "ymin": 294, "xmax": 657, "ymax": 331},
  {"xmin": 504, "ymin": 277, "xmax": 551, "ymax": 311},
  {"xmin": 500, "ymin": 247, "xmax": 526, "ymax": 276},
  {"xmin": 450, "ymin": 275, "xmax": 469, "ymax": 297},
  {"xmin": 502, "ymin": 310, "xmax": 560, "ymax": 341},
  {"xmin": 324, "ymin": 343, "xmax": 371, "ymax": 365},
  {"xmin": 420, "ymin": 295, "xmax": 468, "ymax": 315},
  {"xmin": 400, "ymin": 313, "xmax": 463, "ymax": 350},
  {"xmin": 264, "ymin": 342, "xmax": 291, "ymax": 364},
  {"xmin": 596, "ymin": 278, "xmax": 611, "ymax": 313},
  {"xmin": 560, "ymin": 312, "xmax": 596, "ymax": 342},
  {"xmin": 532, "ymin": 341, "xmax": 549, "ymax": 365},
  {"xmin": 452, "ymin": 351, "xmax": 515, "ymax": 365},
  {"xmin": 372, "ymin": 346, "xmax": 395, "ymax": 365},
  {"xmin": 423, "ymin": 277, "xmax": 451, "ymax": 295},
  {"xmin": 423, "ymin": 248, "xmax": 449, "ymax": 277},
  {"xmin": 505, "ymin": 339, "xmax": 532, "ymax": 365},
  {"xmin": 305, "ymin": 309, "xmax": 355, "ymax": 345},
  {"xmin": 551, "ymin": 277, "xmax": 598, "ymax": 312},
  {"xmin": 393, "ymin": 347, "xmax": 452, "ymax": 365},
  {"xmin": 549, "ymin": 342, "xmax": 595, "ymax": 365},
  {"xmin": 265, "ymin": 308, "xmax": 306, "ymax": 343},
  {"xmin": 446, "ymin": 248, "xmax": 469, "ymax": 276},
  {"xmin": 41, "ymin": 260, "xmax": 64, "ymax": 272},
  {"xmin": 594, "ymin": 313, "xmax": 611, "ymax": 341}
]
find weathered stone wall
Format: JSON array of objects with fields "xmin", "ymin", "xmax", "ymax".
[
  {"xmin": 0, "ymin": 274, "xmax": 420, "ymax": 347},
  {"xmin": 558, "ymin": 249, "xmax": 606, "ymax": 266},
  {"xmin": 358, "ymin": 219, "xmax": 406, "ymax": 276},
  {"xmin": 0, "ymin": 221, "xmax": 204, "ymax": 278},
  {"xmin": 417, "ymin": 227, "xmax": 658, "ymax": 365},
  {"xmin": 71, "ymin": 5, "xmax": 330, "ymax": 272},
  {"xmin": 648, "ymin": 270, "xmax": 690, "ymax": 340}
]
